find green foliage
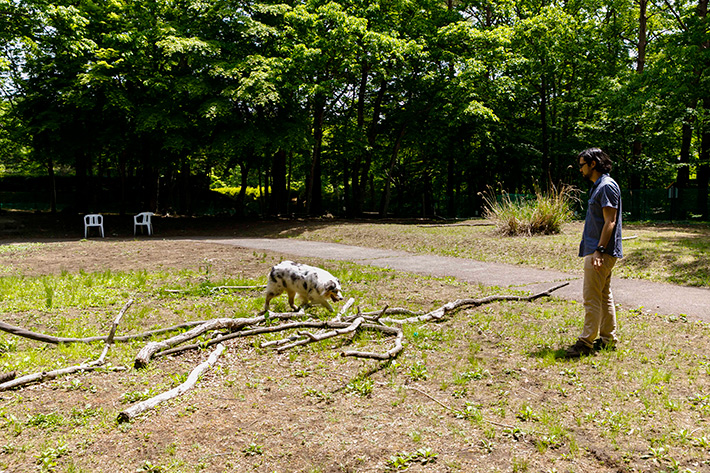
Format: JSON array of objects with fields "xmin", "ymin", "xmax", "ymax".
[
  {"xmin": 386, "ymin": 448, "xmax": 438, "ymax": 470},
  {"xmin": 242, "ymin": 442, "xmax": 264, "ymax": 456},
  {"xmin": 345, "ymin": 377, "xmax": 374, "ymax": 397},
  {"xmin": 2, "ymin": 0, "xmax": 708, "ymax": 218}
]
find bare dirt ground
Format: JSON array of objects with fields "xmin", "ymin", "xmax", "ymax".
[
  {"xmin": 0, "ymin": 227, "xmax": 523, "ymax": 473},
  {"xmin": 2, "ymin": 212, "xmax": 709, "ymax": 473}
]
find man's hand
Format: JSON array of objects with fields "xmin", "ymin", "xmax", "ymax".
[{"xmin": 592, "ymin": 251, "xmax": 604, "ymax": 271}]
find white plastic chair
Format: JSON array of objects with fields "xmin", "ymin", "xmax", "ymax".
[
  {"xmin": 84, "ymin": 214, "xmax": 104, "ymax": 238},
  {"xmin": 133, "ymin": 212, "xmax": 154, "ymax": 236}
]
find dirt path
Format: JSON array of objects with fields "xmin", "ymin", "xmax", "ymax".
[{"xmin": 191, "ymin": 237, "xmax": 710, "ymax": 323}]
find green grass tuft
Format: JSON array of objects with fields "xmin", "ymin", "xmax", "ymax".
[{"xmin": 482, "ymin": 184, "xmax": 579, "ymax": 236}]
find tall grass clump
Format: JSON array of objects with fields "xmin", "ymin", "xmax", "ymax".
[{"xmin": 483, "ymin": 184, "xmax": 578, "ymax": 236}]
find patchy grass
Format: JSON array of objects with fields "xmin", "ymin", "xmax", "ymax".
[
  {"xmin": 290, "ymin": 220, "xmax": 710, "ymax": 287},
  {"xmin": 0, "ymin": 232, "xmax": 708, "ymax": 472}
]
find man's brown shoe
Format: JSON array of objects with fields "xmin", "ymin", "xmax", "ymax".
[
  {"xmin": 565, "ymin": 340, "xmax": 594, "ymax": 358},
  {"xmin": 593, "ymin": 338, "xmax": 617, "ymax": 351}
]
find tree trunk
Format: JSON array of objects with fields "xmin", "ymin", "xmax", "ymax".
[
  {"xmin": 356, "ymin": 80, "xmax": 386, "ymax": 214},
  {"xmin": 351, "ymin": 63, "xmax": 370, "ymax": 216},
  {"xmin": 236, "ymin": 162, "xmax": 250, "ymax": 217},
  {"xmin": 178, "ymin": 159, "xmax": 190, "ymax": 215},
  {"xmin": 696, "ymin": 0, "xmax": 709, "ymax": 218},
  {"xmin": 379, "ymin": 124, "xmax": 406, "ymax": 217},
  {"xmin": 539, "ymin": 72, "xmax": 549, "ymax": 181},
  {"xmin": 118, "ymin": 152, "xmax": 127, "ymax": 215},
  {"xmin": 677, "ymin": 119, "xmax": 692, "ymax": 188},
  {"xmin": 47, "ymin": 154, "xmax": 57, "ymax": 214},
  {"xmin": 270, "ymin": 150, "xmax": 287, "ymax": 215},
  {"xmin": 446, "ymin": 151, "xmax": 455, "ymax": 217},
  {"xmin": 629, "ymin": 0, "xmax": 647, "ymax": 195},
  {"xmin": 699, "ymin": 99, "xmax": 710, "ymax": 220},
  {"xmin": 306, "ymin": 94, "xmax": 325, "ymax": 216},
  {"xmin": 75, "ymin": 151, "xmax": 90, "ymax": 214}
]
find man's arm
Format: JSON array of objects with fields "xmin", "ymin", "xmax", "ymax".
[{"xmin": 592, "ymin": 206, "xmax": 617, "ymax": 270}]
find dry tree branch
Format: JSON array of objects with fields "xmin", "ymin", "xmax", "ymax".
[
  {"xmin": 118, "ymin": 343, "xmax": 226, "ymax": 423},
  {"xmin": 340, "ymin": 323, "xmax": 403, "ymax": 360},
  {"xmin": 137, "ymin": 283, "xmax": 569, "ymax": 369},
  {"xmin": 0, "ymin": 319, "xmax": 207, "ymax": 345},
  {"xmin": 0, "ymin": 299, "xmax": 133, "ymax": 392},
  {"xmin": 163, "ymin": 285, "xmax": 266, "ymax": 294},
  {"xmin": 96, "ymin": 298, "xmax": 133, "ymax": 364},
  {"xmin": 405, "ymin": 385, "xmax": 517, "ymax": 430},
  {"xmin": 275, "ymin": 317, "xmax": 365, "ymax": 352},
  {"xmin": 210, "ymin": 285, "xmax": 267, "ymax": 293},
  {"xmin": 379, "ymin": 282, "xmax": 569, "ymax": 325},
  {"xmin": 134, "ymin": 317, "xmax": 260, "ymax": 369},
  {"xmin": 134, "ymin": 311, "xmax": 308, "ymax": 368},
  {"xmin": 158, "ymin": 318, "xmax": 323, "ymax": 357}
]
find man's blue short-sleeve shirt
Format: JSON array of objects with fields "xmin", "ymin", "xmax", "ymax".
[{"xmin": 579, "ymin": 174, "xmax": 623, "ymax": 258}]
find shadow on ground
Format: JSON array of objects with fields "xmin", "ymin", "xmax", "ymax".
[{"xmin": 0, "ymin": 210, "xmax": 443, "ymax": 244}]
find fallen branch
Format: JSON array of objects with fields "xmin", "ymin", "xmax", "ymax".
[
  {"xmin": 210, "ymin": 285, "xmax": 266, "ymax": 293},
  {"xmin": 96, "ymin": 298, "xmax": 133, "ymax": 364},
  {"xmin": 0, "ymin": 299, "xmax": 133, "ymax": 392},
  {"xmin": 164, "ymin": 285, "xmax": 266, "ymax": 294},
  {"xmin": 158, "ymin": 318, "xmax": 321, "ymax": 358},
  {"xmin": 144, "ymin": 283, "xmax": 568, "ymax": 366},
  {"xmin": 0, "ymin": 372, "xmax": 16, "ymax": 384},
  {"xmin": 134, "ymin": 311, "xmax": 307, "ymax": 368},
  {"xmin": 0, "ymin": 319, "xmax": 207, "ymax": 345},
  {"xmin": 118, "ymin": 343, "xmax": 226, "ymax": 423},
  {"xmin": 134, "ymin": 317, "xmax": 258, "ymax": 369},
  {"xmin": 380, "ymin": 282, "xmax": 569, "ymax": 325},
  {"xmin": 416, "ymin": 222, "xmax": 495, "ymax": 228},
  {"xmin": 405, "ymin": 385, "xmax": 517, "ymax": 430}
]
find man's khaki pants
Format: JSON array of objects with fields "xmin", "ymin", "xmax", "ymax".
[{"xmin": 579, "ymin": 254, "xmax": 618, "ymax": 347}]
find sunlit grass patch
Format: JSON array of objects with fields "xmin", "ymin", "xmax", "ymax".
[{"xmin": 2, "ymin": 239, "xmax": 710, "ymax": 472}]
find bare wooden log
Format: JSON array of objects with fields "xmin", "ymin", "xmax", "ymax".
[
  {"xmin": 360, "ymin": 308, "xmax": 423, "ymax": 318},
  {"xmin": 333, "ymin": 298, "xmax": 356, "ymax": 322},
  {"xmin": 0, "ymin": 363, "xmax": 102, "ymax": 391},
  {"xmin": 143, "ymin": 311, "xmax": 309, "ymax": 362},
  {"xmin": 269, "ymin": 317, "xmax": 404, "ymax": 360},
  {"xmin": 118, "ymin": 343, "xmax": 226, "ymax": 423}
]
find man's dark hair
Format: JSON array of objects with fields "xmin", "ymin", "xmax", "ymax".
[{"xmin": 578, "ymin": 147, "xmax": 612, "ymax": 174}]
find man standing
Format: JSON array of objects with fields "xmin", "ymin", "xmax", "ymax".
[{"xmin": 566, "ymin": 148, "xmax": 623, "ymax": 358}]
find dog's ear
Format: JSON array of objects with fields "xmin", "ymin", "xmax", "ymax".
[{"xmin": 324, "ymin": 281, "xmax": 337, "ymax": 293}]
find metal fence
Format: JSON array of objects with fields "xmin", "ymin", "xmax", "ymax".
[{"xmin": 622, "ymin": 188, "xmax": 709, "ymax": 222}]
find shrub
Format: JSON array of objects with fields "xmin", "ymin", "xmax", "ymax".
[{"xmin": 483, "ymin": 184, "xmax": 578, "ymax": 236}]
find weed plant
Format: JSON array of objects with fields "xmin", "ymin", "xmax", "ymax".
[{"xmin": 482, "ymin": 184, "xmax": 578, "ymax": 236}]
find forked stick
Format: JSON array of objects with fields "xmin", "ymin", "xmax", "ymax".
[{"xmin": 118, "ymin": 343, "xmax": 226, "ymax": 423}]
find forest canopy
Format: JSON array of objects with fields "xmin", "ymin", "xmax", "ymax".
[{"xmin": 0, "ymin": 0, "xmax": 708, "ymax": 219}]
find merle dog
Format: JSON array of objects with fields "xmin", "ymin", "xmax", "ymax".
[{"xmin": 263, "ymin": 260, "xmax": 343, "ymax": 313}]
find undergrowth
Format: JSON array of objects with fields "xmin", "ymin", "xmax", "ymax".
[{"xmin": 482, "ymin": 184, "xmax": 578, "ymax": 236}]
